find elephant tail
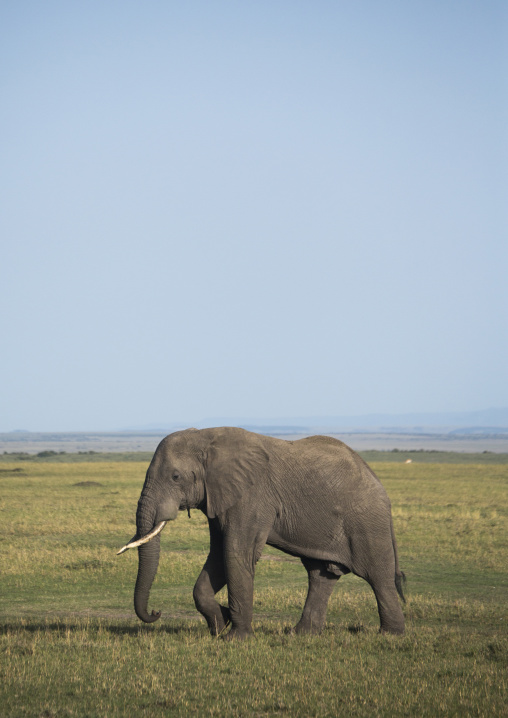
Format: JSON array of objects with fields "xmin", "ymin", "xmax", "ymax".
[
  {"xmin": 395, "ymin": 570, "xmax": 407, "ymax": 603},
  {"xmin": 391, "ymin": 517, "xmax": 406, "ymax": 603}
]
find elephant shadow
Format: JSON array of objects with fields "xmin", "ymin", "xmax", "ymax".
[
  {"xmin": 0, "ymin": 619, "xmax": 208, "ymax": 638},
  {"xmin": 1, "ymin": 619, "xmax": 368, "ymax": 638},
  {"xmin": 105, "ymin": 620, "xmax": 207, "ymax": 637}
]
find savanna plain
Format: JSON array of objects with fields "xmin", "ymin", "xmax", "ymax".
[{"xmin": 1, "ymin": 451, "xmax": 507, "ymax": 717}]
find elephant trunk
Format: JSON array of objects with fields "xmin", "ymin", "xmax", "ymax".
[
  {"xmin": 134, "ymin": 537, "xmax": 162, "ymax": 623},
  {"xmin": 133, "ymin": 497, "xmax": 162, "ymax": 623}
]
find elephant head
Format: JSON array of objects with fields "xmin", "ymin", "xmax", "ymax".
[{"xmin": 117, "ymin": 428, "xmax": 268, "ymax": 623}]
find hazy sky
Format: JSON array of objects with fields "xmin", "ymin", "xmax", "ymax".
[{"xmin": 1, "ymin": 1, "xmax": 507, "ymax": 431}]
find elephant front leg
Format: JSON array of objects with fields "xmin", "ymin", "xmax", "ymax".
[
  {"xmin": 295, "ymin": 558, "xmax": 340, "ymax": 635},
  {"xmin": 193, "ymin": 521, "xmax": 230, "ymax": 636},
  {"xmin": 193, "ymin": 555, "xmax": 230, "ymax": 636},
  {"xmin": 222, "ymin": 547, "xmax": 259, "ymax": 640},
  {"xmin": 220, "ymin": 512, "xmax": 272, "ymax": 640}
]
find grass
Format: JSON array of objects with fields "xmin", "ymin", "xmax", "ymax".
[
  {"xmin": 0, "ymin": 459, "xmax": 507, "ymax": 716},
  {"xmin": 2, "ymin": 449, "xmax": 508, "ymax": 463}
]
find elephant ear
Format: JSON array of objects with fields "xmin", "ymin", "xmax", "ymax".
[{"xmin": 203, "ymin": 430, "xmax": 269, "ymax": 519}]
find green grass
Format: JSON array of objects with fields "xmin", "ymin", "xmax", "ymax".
[
  {"xmin": 0, "ymin": 460, "xmax": 507, "ymax": 716},
  {"xmin": 360, "ymin": 450, "xmax": 508, "ymax": 464},
  {"xmin": 0, "ymin": 451, "xmax": 156, "ymax": 463},
  {"xmin": 2, "ymin": 448, "xmax": 508, "ymax": 463}
]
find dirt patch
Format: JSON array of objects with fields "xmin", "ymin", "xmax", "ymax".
[
  {"xmin": 64, "ymin": 559, "xmax": 104, "ymax": 571},
  {"xmin": 72, "ymin": 481, "xmax": 104, "ymax": 487}
]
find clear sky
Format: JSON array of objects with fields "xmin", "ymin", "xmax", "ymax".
[{"xmin": 1, "ymin": 1, "xmax": 507, "ymax": 431}]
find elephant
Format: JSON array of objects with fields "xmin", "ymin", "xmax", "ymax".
[{"xmin": 118, "ymin": 427, "xmax": 406, "ymax": 639}]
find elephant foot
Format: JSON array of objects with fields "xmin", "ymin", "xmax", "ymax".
[
  {"xmin": 294, "ymin": 620, "xmax": 323, "ymax": 635},
  {"xmin": 378, "ymin": 608, "xmax": 405, "ymax": 635},
  {"xmin": 379, "ymin": 624, "xmax": 405, "ymax": 636},
  {"xmin": 205, "ymin": 605, "xmax": 231, "ymax": 636},
  {"xmin": 222, "ymin": 626, "xmax": 253, "ymax": 641},
  {"xmin": 220, "ymin": 604, "xmax": 231, "ymax": 625},
  {"xmin": 208, "ymin": 620, "xmax": 228, "ymax": 637}
]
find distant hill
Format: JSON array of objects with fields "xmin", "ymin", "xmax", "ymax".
[
  {"xmin": 195, "ymin": 408, "xmax": 508, "ymax": 433},
  {"xmin": 2, "ymin": 411, "xmax": 508, "ymax": 454},
  {"xmin": 448, "ymin": 426, "xmax": 508, "ymax": 436},
  {"xmin": 5, "ymin": 408, "xmax": 506, "ymax": 439}
]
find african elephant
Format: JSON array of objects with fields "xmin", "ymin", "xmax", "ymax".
[{"xmin": 118, "ymin": 427, "xmax": 405, "ymax": 639}]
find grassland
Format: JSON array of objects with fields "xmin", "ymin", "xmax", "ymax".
[
  {"xmin": 3, "ymin": 448, "xmax": 508, "ymax": 464},
  {"xmin": 0, "ymin": 457, "xmax": 507, "ymax": 716}
]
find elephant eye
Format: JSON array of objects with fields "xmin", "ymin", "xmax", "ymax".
[{"xmin": 172, "ymin": 472, "xmax": 180, "ymax": 482}]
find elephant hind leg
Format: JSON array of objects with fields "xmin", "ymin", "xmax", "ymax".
[
  {"xmin": 294, "ymin": 558, "xmax": 340, "ymax": 635},
  {"xmin": 370, "ymin": 579, "xmax": 405, "ymax": 635}
]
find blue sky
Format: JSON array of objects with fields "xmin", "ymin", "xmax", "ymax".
[{"xmin": 1, "ymin": 1, "xmax": 507, "ymax": 431}]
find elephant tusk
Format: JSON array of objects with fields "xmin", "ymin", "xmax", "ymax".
[{"xmin": 116, "ymin": 521, "xmax": 167, "ymax": 555}]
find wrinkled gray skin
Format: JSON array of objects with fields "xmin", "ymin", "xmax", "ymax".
[{"xmin": 130, "ymin": 427, "xmax": 405, "ymax": 639}]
